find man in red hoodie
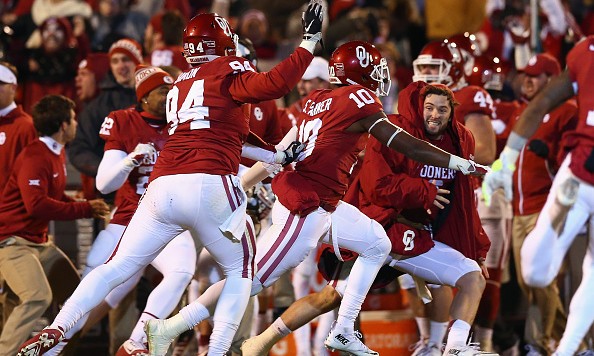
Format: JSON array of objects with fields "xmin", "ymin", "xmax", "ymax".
[{"xmin": 0, "ymin": 95, "xmax": 109, "ymax": 356}]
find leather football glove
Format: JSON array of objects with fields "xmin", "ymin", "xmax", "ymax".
[
  {"xmin": 302, "ymin": 0, "xmax": 323, "ymax": 43},
  {"xmin": 482, "ymin": 147, "xmax": 518, "ymax": 206},
  {"xmin": 125, "ymin": 143, "xmax": 156, "ymax": 168}
]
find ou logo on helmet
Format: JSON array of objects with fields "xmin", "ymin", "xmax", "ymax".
[
  {"xmin": 356, "ymin": 46, "xmax": 371, "ymax": 68},
  {"xmin": 214, "ymin": 16, "xmax": 233, "ymax": 37}
]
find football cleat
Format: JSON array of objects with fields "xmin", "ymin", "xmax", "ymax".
[
  {"xmin": 324, "ymin": 323, "xmax": 378, "ymax": 356},
  {"xmin": 116, "ymin": 339, "xmax": 149, "ymax": 356},
  {"xmin": 145, "ymin": 319, "xmax": 175, "ymax": 356},
  {"xmin": 17, "ymin": 327, "xmax": 64, "ymax": 356}
]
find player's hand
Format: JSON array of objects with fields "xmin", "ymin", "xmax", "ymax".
[
  {"xmin": 126, "ymin": 143, "xmax": 156, "ymax": 167},
  {"xmin": 302, "ymin": 0, "xmax": 323, "ymax": 43},
  {"xmin": 276, "ymin": 141, "xmax": 305, "ymax": 165},
  {"xmin": 88, "ymin": 199, "xmax": 110, "ymax": 219},
  {"xmin": 433, "ymin": 188, "xmax": 451, "ymax": 209},
  {"xmin": 478, "ymin": 257, "xmax": 489, "ymax": 278}
]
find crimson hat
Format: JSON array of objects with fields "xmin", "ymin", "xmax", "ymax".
[
  {"xmin": 523, "ymin": 53, "xmax": 561, "ymax": 77},
  {"xmin": 135, "ymin": 65, "xmax": 174, "ymax": 101},
  {"xmin": 108, "ymin": 38, "xmax": 144, "ymax": 65}
]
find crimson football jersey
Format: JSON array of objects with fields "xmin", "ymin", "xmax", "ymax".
[
  {"xmin": 292, "ymin": 85, "xmax": 383, "ymax": 207},
  {"xmin": 511, "ymin": 100, "xmax": 578, "ymax": 215},
  {"xmin": 454, "ymin": 85, "xmax": 494, "ymax": 123},
  {"xmin": 0, "ymin": 106, "xmax": 36, "ymax": 189},
  {"xmin": 152, "ymin": 48, "xmax": 312, "ymax": 179},
  {"xmin": 566, "ymin": 36, "xmax": 594, "ymax": 185},
  {"xmin": 100, "ymin": 108, "xmax": 168, "ymax": 226}
]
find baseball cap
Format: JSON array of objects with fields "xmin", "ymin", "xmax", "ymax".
[
  {"xmin": 109, "ymin": 38, "xmax": 144, "ymax": 65},
  {"xmin": 0, "ymin": 64, "xmax": 17, "ymax": 84},
  {"xmin": 523, "ymin": 53, "xmax": 560, "ymax": 77},
  {"xmin": 302, "ymin": 57, "xmax": 330, "ymax": 81},
  {"xmin": 135, "ymin": 65, "xmax": 174, "ymax": 101}
]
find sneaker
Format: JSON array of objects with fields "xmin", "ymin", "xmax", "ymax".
[
  {"xmin": 145, "ymin": 319, "xmax": 175, "ymax": 356},
  {"xmin": 445, "ymin": 343, "xmax": 500, "ymax": 355},
  {"xmin": 116, "ymin": 339, "xmax": 149, "ymax": 356},
  {"xmin": 324, "ymin": 323, "xmax": 378, "ymax": 356},
  {"xmin": 17, "ymin": 327, "xmax": 65, "ymax": 356}
]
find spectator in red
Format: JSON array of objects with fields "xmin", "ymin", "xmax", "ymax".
[
  {"xmin": 74, "ymin": 52, "xmax": 110, "ymax": 110},
  {"xmin": 0, "ymin": 95, "xmax": 109, "ymax": 356},
  {"xmin": 21, "ymin": 17, "xmax": 86, "ymax": 113},
  {"xmin": 0, "ymin": 61, "xmax": 36, "ymax": 189},
  {"xmin": 144, "ymin": 10, "xmax": 189, "ymax": 71}
]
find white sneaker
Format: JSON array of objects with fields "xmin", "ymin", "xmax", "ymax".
[
  {"xmin": 444, "ymin": 343, "xmax": 500, "ymax": 355},
  {"xmin": 324, "ymin": 324, "xmax": 378, "ymax": 356},
  {"xmin": 145, "ymin": 319, "xmax": 175, "ymax": 356}
]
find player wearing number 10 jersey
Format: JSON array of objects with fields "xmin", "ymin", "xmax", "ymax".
[
  {"xmin": 18, "ymin": 5, "xmax": 324, "ymax": 356},
  {"xmin": 157, "ymin": 40, "xmax": 489, "ymax": 356}
]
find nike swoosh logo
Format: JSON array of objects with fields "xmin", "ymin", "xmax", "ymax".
[
  {"xmin": 305, "ymin": 20, "xmax": 314, "ymax": 33},
  {"xmin": 53, "ymin": 173, "xmax": 59, "ymax": 178},
  {"xmin": 589, "ymin": 44, "xmax": 594, "ymax": 51}
]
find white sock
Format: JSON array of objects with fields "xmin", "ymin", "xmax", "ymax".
[
  {"xmin": 445, "ymin": 320, "xmax": 471, "ymax": 350},
  {"xmin": 163, "ymin": 313, "xmax": 193, "ymax": 338},
  {"xmin": 131, "ymin": 312, "xmax": 155, "ymax": 344},
  {"xmin": 428, "ymin": 320, "xmax": 448, "ymax": 345},
  {"xmin": 253, "ymin": 317, "xmax": 292, "ymax": 350}
]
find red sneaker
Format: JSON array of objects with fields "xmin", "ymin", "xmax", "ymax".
[
  {"xmin": 17, "ymin": 327, "xmax": 64, "ymax": 356},
  {"xmin": 115, "ymin": 339, "xmax": 149, "ymax": 356}
]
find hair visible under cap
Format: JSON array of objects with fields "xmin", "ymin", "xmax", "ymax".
[{"xmin": 421, "ymin": 83, "xmax": 459, "ymax": 119}]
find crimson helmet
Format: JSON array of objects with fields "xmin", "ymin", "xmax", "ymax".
[
  {"xmin": 329, "ymin": 40, "xmax": 391, "ymax": 97},
  {"xmin": 446, "ymin": 33, "xmax": 482, "ymax": 77},
  {"xmin": 467, "ymin": 55, "xmax": 506, "ymax": 91},
  {"xmin": 183, "ymin": 13, "xmax": 238, "ymax": 65},
  {"xmin": 412, "ymin": 40, "xmax": 464, "ymax": 88}
]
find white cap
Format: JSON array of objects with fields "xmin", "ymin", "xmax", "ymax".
[
  {"xmin": 302, "ymin": 56, "xmax": 330, "ymax": 82},
  {"xmin": 0, "ymin": 64, "xmax": 17, "ymax": 84}
]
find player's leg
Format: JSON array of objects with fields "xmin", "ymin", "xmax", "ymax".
[
  {"xmin": 521, "ymin": 159, "xmax": 589, "ymax": 287},
  {"xmin": 292, "ymin": 245, "xmax": 320, "ymax": 356},
  {"xmin": 554, "ymin": 213, "xmax": 594, "ymax": 356},
  {"xmin": 322, "ymin": 201, "xmax": 391, "ymax": 353},
  {"xmin": 146, "ymin": 174, "xmax": 257, "ymax": 355}
]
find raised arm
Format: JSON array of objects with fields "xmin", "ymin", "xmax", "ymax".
[{"xmin": 347, "ymin": 112, "xmax": 487, "ymax": 175}]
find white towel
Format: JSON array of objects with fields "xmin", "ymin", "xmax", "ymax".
[{"xmin": 219, "ymin": 175, "xmax": 248, "ymax": 243}]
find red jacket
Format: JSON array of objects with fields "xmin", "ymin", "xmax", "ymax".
[{"xmin": 345, "ymin": 81, "xmax": 490, "ymax": 260}]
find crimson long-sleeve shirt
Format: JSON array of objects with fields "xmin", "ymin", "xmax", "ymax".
[{"xmin": 0, "ymin": 138, "xmax": 92, "ymax": 243}]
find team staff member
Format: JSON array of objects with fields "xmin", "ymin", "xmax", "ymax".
[{"xmin": 0, "ymin": 95, "xmax": 109, "ymax": 356}]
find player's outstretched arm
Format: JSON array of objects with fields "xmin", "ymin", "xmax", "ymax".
[
  {"xmin": 96, "ymin": 144, "xmax": 155, "ymax": 194},
  {"xmin": 350, "ymin": 112, "xmax": 488, "ymax": 175}
]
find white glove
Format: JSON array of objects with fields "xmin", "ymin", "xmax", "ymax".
[
  {"xmin": 125, "ymin": 143, "xmax": 156, "ymax": 168},
  {"xmin": 482, "ymin": 147, "xmax": 519, "ymax": 206}
]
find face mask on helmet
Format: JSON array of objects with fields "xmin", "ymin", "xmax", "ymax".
[
  {"xmin": 183, "ymin": 13, "xmax": 239, "ymax": 65},
  {"xmin": 412, "ymin": 41, "xmax": 463, "ymax": 88},
  {"xmin": 329, "ymin": 41, "xmax": 392, "ymax": 97}
]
